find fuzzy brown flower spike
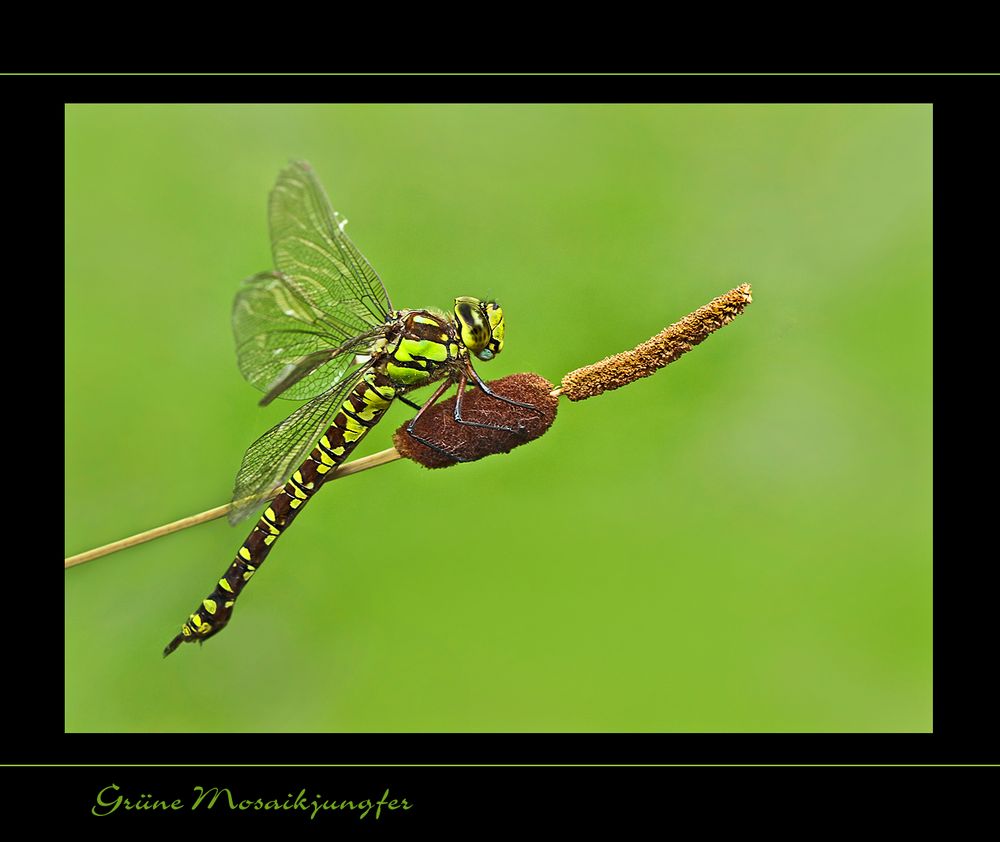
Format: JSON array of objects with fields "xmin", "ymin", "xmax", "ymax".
[
  {"xmin": 394, "ymin": 373, "xmax": 559, "ymax": 469},
  {"xmin": 558, "ymin": 283, "xmax": 753, "ymax": 401}
]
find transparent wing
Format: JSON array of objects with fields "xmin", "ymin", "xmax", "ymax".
[
  {"xmin": 233, "ymin": 270, "xmax": 382, "ymax": 403},
  {"xmin": 269, "ymin": 160, "xmax": 393, "ymax": 335},
  {"xmin": 228, "ymin": 362, "xmax": 371, "ymax": 525}
]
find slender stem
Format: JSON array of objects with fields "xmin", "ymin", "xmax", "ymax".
[{"xmin": 64, "ymin": 447, "xmax": 402, "ymax": 569}]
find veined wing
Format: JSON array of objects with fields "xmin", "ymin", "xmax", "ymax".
[
  {"xmin": 233, "ymin": 270, "xmax": 382, "ymax": 403},
  {"xmin": 228, "ymin": 362, "xmax": 372, "ymax": 525},
  {"xmin": 269, "ymin": 160, "xmax": 393, "ymax": 336}
]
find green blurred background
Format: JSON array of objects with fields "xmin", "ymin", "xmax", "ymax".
[{"xmin": 65, "ymin": 104, "xmax": 931, "ymax": 732}]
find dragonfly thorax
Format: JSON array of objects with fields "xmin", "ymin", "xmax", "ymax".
[{"xmin": 454, "ymin": 296, "xmax": 504, "ymax": 361}]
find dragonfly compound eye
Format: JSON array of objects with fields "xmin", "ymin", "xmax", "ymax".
[
  {"xmin": 480, "ymin": 301, "xmax": 504, "ymax": 360},
  {"xmin": 454, "ymin": 297, "xmax": 505, "ymax": 361},
  {"xmin": 454, "ymin": 296, "xmax": 491, "ymax": 355}
]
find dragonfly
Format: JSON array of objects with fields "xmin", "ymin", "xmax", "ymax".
[{"xmin": 164, "ymin": 160, "xmax": 538, "ymax": 656}]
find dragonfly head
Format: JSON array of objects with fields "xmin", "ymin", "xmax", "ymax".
[{"xmin": 454, "ymin": 296, "xmax": 504, "ymax": 361}]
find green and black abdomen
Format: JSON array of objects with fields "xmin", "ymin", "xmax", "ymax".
[{"xmin": 163, "ymin": 369, "xmax": 398, "ymax": 656}]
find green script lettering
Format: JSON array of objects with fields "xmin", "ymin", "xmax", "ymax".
[
  {"xmin": 92, "ymin": 784, "xmax": 123, "ymax": 817},
  {"xmin": 374, "ymin": 789, "xmax": 411, "ymax": 818},
  {"xmin": 191, "ymin": 786, "xmax": 236, "ymax": 810}
]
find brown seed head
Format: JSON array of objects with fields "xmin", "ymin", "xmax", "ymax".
[{"xmin": 394, "ymin": 373, "xmax": 559, "ymax": 469}]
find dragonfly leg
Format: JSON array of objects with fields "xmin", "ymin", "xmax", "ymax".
[
  {"xmin": 405, "ymin": 379, "xmax": 470, "ymax": 463},
  {"xmin": 465, "ymin": 361, "xmax": 544, "ymax": 416},
  {"xmin": 451, "ymin": 372, "xmax": 523, "ymax": 435},
  {"xmin": 450, "ymin": 364, "xmax": 543, "ymax": 436},
  {"xmin": 397, "ymin": 394, "xmax": 423, "ymax": 411}
]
